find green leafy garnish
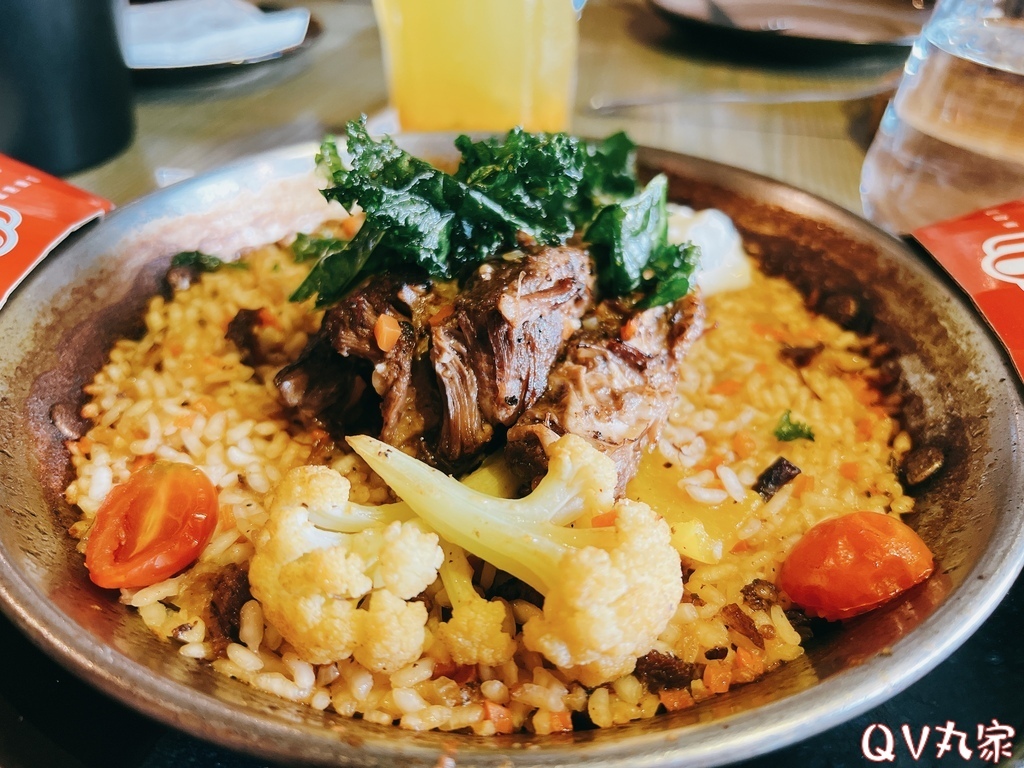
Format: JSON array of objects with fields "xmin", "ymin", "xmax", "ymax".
[
  {"xmin": 584, "ymin": 174, "xmax": 700, "ymax": 307},
  {"xmin": 170, "ymin": 251, "xmax": 248, "ymax": 272},
  {"xmin": 454, "ymin": 129, "xmax": 585, "ymax": 244},
  {"xmin": 293, "ymin": 118, "xmax": 696, "ymax": 310},
  {"xmin": 290, "ymin": 232, "xmax": 346, "ymax": 263},
  {"xmin": 774, "ymin": 411, "xmax": 815, "ymax": 442}
]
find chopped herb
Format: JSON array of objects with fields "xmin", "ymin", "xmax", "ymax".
[
  {"xmin": 170, "ymin": 251, "xmax": 247, "ymax": 272},
  {"xmin": 774, "ymin": 411, "xmax": 815, "ymax": 441}
]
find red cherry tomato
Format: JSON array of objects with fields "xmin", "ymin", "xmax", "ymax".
[
  {"xmin": 778, "ymin": 510, "xmax": 934, "ymax": 621},
  {"xmin": 85, "ymin": 461, "xmax": 218, "ymax": 589}
]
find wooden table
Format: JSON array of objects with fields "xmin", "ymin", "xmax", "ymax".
[{"xmin": 69, "ymin": 0, "xmax": 908, "ymax": 214}]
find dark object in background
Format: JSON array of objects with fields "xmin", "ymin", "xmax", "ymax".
[{"xmin": 0, "ymin": 0, "xmax": 134, "ymax": 176}]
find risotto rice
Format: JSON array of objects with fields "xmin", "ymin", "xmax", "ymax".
[{"xmin": 65, "ymin": 226, "xmax": 913, "ymax": 735}]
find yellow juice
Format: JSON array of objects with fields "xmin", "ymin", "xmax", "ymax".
[{"xmin": 372, "ymin": 0, "xmax": 579, "ymax": 132}]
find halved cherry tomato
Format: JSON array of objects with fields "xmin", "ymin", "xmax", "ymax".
[
  {"xmin": 85, "ymin": 461, "xmax": 218, "ymax": 589},
  {"xmin": 778, "ymin": 510, "xmax": 934, "ymax": 621}
]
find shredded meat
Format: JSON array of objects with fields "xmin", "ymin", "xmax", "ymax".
[
  {"xmin": 505, "ymin": 292, "xmax": 705, "ymax": 494},
  {"xmin": 430, "ymin": 245, "xmax": 594, "ymax": 464},
  {"xmin": 273, "ymin": 270, "xmax": 449, "ymax": 458}
]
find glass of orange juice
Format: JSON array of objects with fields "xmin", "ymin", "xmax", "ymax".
[{"xmin": 371, "ymin": 0, "xmax": 581, "ymax": 133}]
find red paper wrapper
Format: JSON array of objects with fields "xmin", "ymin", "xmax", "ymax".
[
  {"xmin": 0, "ymin": 153, "xmax": 113, "ymax": 309},
  {"xmin": 914, "ymin": 199, "xmax": 1024, "ymax": 379}
]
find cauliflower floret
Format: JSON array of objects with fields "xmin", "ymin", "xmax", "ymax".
[
  {"xmin": 348, "ymin": 433, "xmax": 684, "ymax": 685},
  {"xmin": 436, "ymin": 542, "xmax": 516, "ymax": 667},
  {"xmin": 521, "ymin": 499, "xmax": 682, "ymax": 686},
  {"xmin": 248, "ymin": 465, "xmax": 443, "ymax": 672}
]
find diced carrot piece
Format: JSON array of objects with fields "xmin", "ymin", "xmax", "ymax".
[
  {"xmin": 257, "ymin": 307, "xmax": 282, "ymax": 330},
  {"xmin": 694, "ymin": 453, "xmax": 726, "ymax": 473},
  {"xmin": 731, "ymin": 539, "xmax": 751, "ymax": 554},
  {"xmin": 430, "ymin": 659, "xmax": 457, "ymax": 680},
  {"xmin": 856, "ymin": 417, "xmax": 875, "ymax": 441},
  {"xmin": 703, "ymin": 660, "xmax": 732, "ymax": 694},
  {"xmin": 750, "ymin": 322, "xmax": 788, "ymax": 342},
  {"xmin": 166, "ymin": 341, "xmax": 184, "ymax": 357},
  {"xmin": 621, "ymin": 316, "xmax": 640, "ymax": 341},
  {"xmin": 428, "ymin": 304, "xmax": 454, "ymax": 327},
  {"xmin": 374, "ymin": 313, "xmax": 402, "ymax": 353},
  {"xmin": 839, "ymin": 462, "xmax": 861, "ymax": 481},
  {"xmin": 452, "ymin": 664, "xmax": 479, "ymax": 685},
  {"xmin": 710, "ymin": 379, "xmax": 742, "ymax": 396},
  {"xmin": 732, "ymin": 646, "xmax": 765, "ymax": 683},
  {"xmin": 590, "ymin": 511, "xmax": 618, "ymax": 528},
  {"xmin": 732, "ymin": 430, "xmax": 757, "ymax": 459},
  {"xmin": 77, "ymin": 436, "xmax": 93, "ymax": 454},
  {"xmin": 658, "ymin": 688, "xmax": 696, "ymax": 711},
  {"xmin": 791, "ymin": 473, "xmax": 815, "ymax": 498},
  {"xmin": 547, "ymin": 710, "xmax": 573, "ymax": 732},
  {"xmin": 173, "ymin": 412, "xmax": 197, "ymax": 429},
  {"xmin": 482, "ymin": 701, "xmax": 515, "ymax": 734},
  {"xmin": 191, "ymin": 396, "xmax": 217, "ymax": 417}
]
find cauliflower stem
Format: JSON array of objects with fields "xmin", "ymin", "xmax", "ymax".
[{"xmin": 348, "ymin": 433, "xmax": 684, "ymax": 685}]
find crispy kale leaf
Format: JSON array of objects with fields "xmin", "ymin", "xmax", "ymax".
[
  {"xmin": 293, "ymin": 119, "xmax": 693, "ymax": 309},
  {"xmin": 455, "ymin": 129, "xmax": 586, "ymax": 244},
  {"xmin": 584, "ymin": 174, "xmax": 699, "ymax": 307}
]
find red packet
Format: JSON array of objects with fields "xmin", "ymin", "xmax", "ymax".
[
  {"xmin": 0, "ymin": 153, "xmax": 113, "ymax": 310},
  {"xmin": 913, "ymin": 199, "xmax": 1024, "ymax": 378}
]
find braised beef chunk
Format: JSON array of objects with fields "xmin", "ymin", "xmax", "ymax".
[
  {"xmin": 273, "ymin": 270, "xmax": 448, "ymax": 457},
  {"xmin": 505, "ymin": 292, "xmax": 705, "ymax": 494},
  {"xmin": 431, "ymin": 245, "xmax": 594, "ymax": 463},
  {"xmin": 634, "ymin": 650, "xmax": 697, "ymax": 693}
]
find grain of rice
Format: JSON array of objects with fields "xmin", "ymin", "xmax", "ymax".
[
  {"xmin": 511, "ymin": 683, "xmax": 566, "ymax": 712},
  {"xmin": 686, "ymin": 485, "xmax": 729, "ymax": 505},
  {"xmin": 770, "ymin": 605, "xmax": 803, "ymax": 646},
  {"xmin": 390, "ymin": 658, "xmax": 434, "ymax": 689},
  {"xmin": 283, "ymin": 653, "xmax": 316, "ymax": 690},
  {"xmin": 717, "ymin": 465, "xmax": 747, "ymax": 502},
  {"xmin": 588, "ymin": 687, "xmax": 613, "ymax": 729},
  {"xmin": 364, "ymin": 710, "xmax": 394, "ymax": 726},
  {"xmin": 393, "ymin": 687, "xmax": 429, "ymax": 714},
  {"xmin": 481, "ymin": 679, "xmax": 509, "ymax": 704},
  {"xmin": 227, "ymin": 642, "xmax": 265, "ymax": 672},
  {"xmin": 345, "ymin": 664, "xmax": 375, "ymax": 702},
  {"xmin": 179, "ymin": 642, "xmax": 211, "ymax": 659},
  {"xmin": 310, "ymin": 690, "xmax": 332, "ymax": 710},
  {"xmin": 612, "ymin": 675, "xmax": 643, "ymax": 706},
  {"xmin": 254, "ymin": 672, "xmax": 305, "ymax": 701},
  {"xmin": 129, "ymin": 577, "xmax": 182, "ymax": 607}
]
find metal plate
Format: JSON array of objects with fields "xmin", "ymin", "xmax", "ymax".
[{"xmin": 0, "ymin": 137, "xmax": 1022, "ymax": 767}]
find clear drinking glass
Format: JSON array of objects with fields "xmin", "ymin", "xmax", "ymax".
[
  {"xmin": 371, "ymin": 0, "xmax": 581, "ymax": 133},
  {"xmin": 859, "ymin": 0, "xmax": 1024, "ymax": 235}
]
